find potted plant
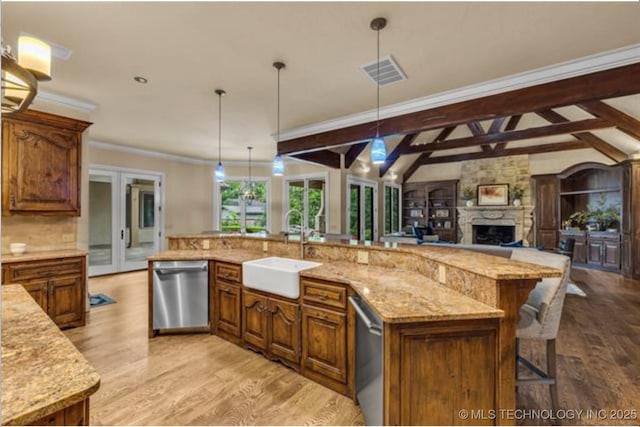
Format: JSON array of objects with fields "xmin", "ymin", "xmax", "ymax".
[
  {"xmin": 568, "ymin": 210, "xmax": 589, "ymax": 230},
  {"xmin": 510, "ymin": 184, "xmax": 525, "ymax": 207},
  {"xmin": 461, "ymin": 186, "xmax": 475, "ymax": 207}
]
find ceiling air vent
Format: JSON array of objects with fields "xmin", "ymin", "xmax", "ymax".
[{"xmin": 361, "ymin": 55, "xmax": 407, "ymax": 86}]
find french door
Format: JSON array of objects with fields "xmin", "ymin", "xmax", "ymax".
[
  {"xmin": 346, "ymin": 176, "xmax": 378, "ymax": 241},
  {"xmin": 89, "ymin": 168, "xmax": 163, "ymax": 276},
  {"xmin": 284, "ymin": 174, "xmax": 328, "ymax": 234}
]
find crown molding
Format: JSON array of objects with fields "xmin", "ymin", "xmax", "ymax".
[
  {"xmin": 89, "ymin": 140, "xmax": 278, "ymax": 167},
  {"xmin": 36, "ymin": 90, "xmax": 97, "ymax": 112},
  {"xmin": 277, "ymin": 43, "xmax": 640, "ymax": 142}
]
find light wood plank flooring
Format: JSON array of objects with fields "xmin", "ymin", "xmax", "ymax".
[{"xmin": 65, "ymin": 267, "xmax": 639, "ymax": 425}]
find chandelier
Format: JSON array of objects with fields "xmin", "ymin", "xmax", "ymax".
[
  {"xmin": 241, "ymin": 146, "xmax": 256, "ymax": 204},
  {"xmin": 2, "ymin": 36, "xmax": 52, "ymax": 114}
]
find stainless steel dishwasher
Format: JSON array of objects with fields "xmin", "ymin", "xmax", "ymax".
[
  {"xmin": 349, "ymin": 295, "xmax": 383, "ymax": 426},
  {"xmin": 152, "ymin": 260, "xmax": 209, "ymax": 330}
]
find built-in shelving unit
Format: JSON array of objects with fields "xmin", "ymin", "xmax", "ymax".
[{"xmin": 402, "ymin": 180, "xmax": 458, "ymax": 242}]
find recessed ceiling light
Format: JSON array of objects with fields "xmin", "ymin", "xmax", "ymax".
[{"xmin": 133, "ymin": 76, "xmax": 148, "ymax": 84}]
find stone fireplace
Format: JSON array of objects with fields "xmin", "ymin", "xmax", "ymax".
[
  {"xmin": 473, "ymin": 224, "xmax": 516, "ymax": 245},
  {"xmin": 457, "ymin": 206, "xmax": 534, "ymax": 246}
]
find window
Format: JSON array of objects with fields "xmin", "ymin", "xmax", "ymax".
[
  {"xmin": 284, "ymin": 174, "xmax": 328, "ymax": 234},
  {"xmin": 346, "ymin": 176, "xmax": 378, "ymax": 241},
  {"xmin": 216, "ymin": 178, "xmax": 269, "ymax": 233},
  {"xmin": 384, "ymin": 184, "xmax": 401, "ymax": 235}
]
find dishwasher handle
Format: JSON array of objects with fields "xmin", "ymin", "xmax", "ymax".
[
  {"xmin": 349, "ymin": 296, "xmax": 382, "ymax": 336},
  {"xmin": 153, "ymin": 265, "xmax": 208, "ymax": 274}
]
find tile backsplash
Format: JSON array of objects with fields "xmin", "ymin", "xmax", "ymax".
[{"xmin": 2, "ymin": 216, "xmax": 77, "ymax": 253}]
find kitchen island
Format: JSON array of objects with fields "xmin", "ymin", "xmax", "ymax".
[
  {"xmin": 1, "ymin": 285, "xmax": 100, "ymax": 426},
  {"xmin": 150, "ymin": 234, "xmax": 562, "ymax": 425}
]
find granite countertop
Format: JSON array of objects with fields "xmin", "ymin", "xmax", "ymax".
[
  {"xmin": 301, "ymin": 262, "xmax": 504, "ymax": 323},
  {"xmin": 148, "ymin": 249, "xmax": 266, "ymax": 264},
  {"xmin": 1, "ymin": 249, "xmax": 88, "ymax": 264},
  {"xmin": 1, "ymin": 285, "xmax": 100, "ymax": 426}
]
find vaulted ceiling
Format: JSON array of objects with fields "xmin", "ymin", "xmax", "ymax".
[{"xmin": 3, "ymin": 2, "xmax": 640, "ymax": 164}]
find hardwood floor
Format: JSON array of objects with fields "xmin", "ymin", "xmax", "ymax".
[{"xmin": 65, "ymin": 267, "xmax": 640, "ymax": 425}]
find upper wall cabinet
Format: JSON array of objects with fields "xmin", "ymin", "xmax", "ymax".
[{"xmin": 2, "ymin": 110, "xmax": 92, "ymax": 216}]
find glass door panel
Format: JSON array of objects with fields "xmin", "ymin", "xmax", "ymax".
[
  {"xmin": 220, "ymin": 181, "xmax": 242, "ymax": 232},
  {"xmin": 89, "ymin": 171, "xmax": 118, "ymax": 276},
  {"xmin": 350, "ymin": 184, "xmax": 361, "ymax": 240},
  {"xmin": 364, "ymin": 186, "xmax": 374, "ymax": 241},
  {"xmin": 121, "ymin": 173, "xmax": 161, "ymax": 272},
  {"xmin": 308, "ymin": 179, "xmax": 326, "ymax": 234},
  {"xmin": 286, "ymin": 180, "xmax": 304, "ymax": 233},
  {"xmin": 246, "ymin": 181, "xmax": 268, "ymax": 234}
]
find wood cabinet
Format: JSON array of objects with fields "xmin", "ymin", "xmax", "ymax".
[
  {"xmin": 384, "ymin": 319, "xmax": 500, "ymax": 426},
  {"xmin": 2, "ymin": 110, "xmax": 91, "ymax": 216},
  {"xmin": 212, "ymin": 262, "xmax": 243, "ymax": 341},
  {"xmin": 402, "ymin": 180, "xmax": 459, "ymax": 242},
  {"xmin": 2, "ymin": 256, "xmax": 86, "ymax": 328},
  {"xmin": 532, "ymin": 174, "xmax": 559, "ymax": 249},
  {"xmin": 28, "ymin": 398, "xmax": 89, "ymax": 426},
  {"xmin": 621, "ymin": 160, "xmax": 640, "ymax": 279},
  {"xmin": 300, "ymin": 278, "xmax": 353, "ymax": 396},
  {"xmin": 587, "ymin": 234, "xmax": 621, "ymax": 271},
  {"xmin": 242, "ymin": 289, "xmax": 300, "ymax": 366}
]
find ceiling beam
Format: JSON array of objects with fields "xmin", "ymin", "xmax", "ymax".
[
  {"xmin": 578, "ymin": 100, "xmax": 640, "ymax": 141},
  {"xmin": 494, "ymin": 115, "xmax": 521, "ymax": 150},
  {"xmin": 467, "ymin": 122, "xmax": 492, "ymax": 152},
  {"xmin": 378, "ymin": 133, "xmax": 418, "ymax": 177},
  {"xmin": 401, "ymin": 127, "xmax": 455, "ymax": 182},
  {"xmin": 417, "ymin": 140, "xmax": 591, "ymax": 165},
  {"xmin": 536, "ymin": 109, "xmax": 627, "ymax": 162},
  {"xmin": 277, "ymin": 63, "xmax": 640, "ymax": 155},
  {"xmin": 344, "ymin": 142, "xmax": 369, "ymax": 169},
  {"xmin": 404, "ymin": 118, "xmax": 612, "ymax": 154},
  {"xmin": 488, "ymin": 117, "xmax": 507, "ymax": 134},
  {"xmin": 291, "ymin": 150, "xmax": 341, "ymax": 169}
]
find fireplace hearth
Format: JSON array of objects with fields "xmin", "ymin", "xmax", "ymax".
[{"xmin": 473, "ymin": 225, "xmax": 516, "ymax": 245}]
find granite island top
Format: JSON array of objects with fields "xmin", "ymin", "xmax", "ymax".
[
  {"xmin": 166, "ymin": 234, "xmax": 562, "ymax": 280},
  {"xmin": 148, "ymin": 249, "xmax": 265, "ymax": 264},
  {"xmin": 1, "ymin": 249, "xmax": 88, "ymax": 264},
  {"xmin": 301, "ymin": 262, "xmax": 503, "ymax": 323},
  {"xmin": 1, "ymin": 285, "xmax": 100, "ymax": 426}
]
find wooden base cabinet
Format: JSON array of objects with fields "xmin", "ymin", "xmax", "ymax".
[
  {"xmin": 2, "ymin": 256, "xmax": 86, "ymax": 329},
  {"xmin": 384, "ymin": 319, "xmax": 500, "ymax": 426},
  {"xmin": 242, "ymin": 289, "xmax": 300, "ymax": 367},
  {"xmin": 300, "ymin": 278, "xmax": 353, "ymax": 397},
  {"xmin": 28, "ymin": 398, "xmax": 90, "ymax": 426}
]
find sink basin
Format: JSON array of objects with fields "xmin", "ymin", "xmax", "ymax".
[{"xmin": 242, "ymin": 257, "xmax": 322, "ymax": 299}]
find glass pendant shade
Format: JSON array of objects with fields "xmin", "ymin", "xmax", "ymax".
[
  {"xmin": 272, "ymin": 155, "xmax": 284, "ymax": 176},
  {"xmin": 18, "ymin": 36, "xmax": 51, "ymax": 81},
  {"xmin": 215, "ymin": 162, "xmax": 225, "ymax": 183},
  {"xmin": 371, "ymin": 137, "xmax": 387, "ymax": 164}
]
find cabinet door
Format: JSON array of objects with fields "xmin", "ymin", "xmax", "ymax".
[
  {"xmin": 301, "ymin": 305, "xmax": 347, "ymax": 384},
  {"xmin": 587, "ymin": 241, "xmax": 603, "ymax": 266},
  {"xmin": 3, "ymin": 121, "xmax": 80, "ymax": 215},
  {"xmin": 48, "ymin": 275, "xmax": 84, "ymax": 328},
  {"xmin": 216, "ymin": 282, "xmax": 241, "ymax": 337},
  {"xmin": 572, "ymin": 239, "xmax": 587, "ymax": 264},
  {"xmin": 534, "ymin": 175, "xmax": 559, "ymax": 248},
  {"xmin": 243, "ymin": 291, "xmax": 268, "ymax": 350},
  {"xmin": 22, "ymin": 279, "xmax": 49, "ymax": 313},
  {"xmin": 268, "ymin": 298, "xmax": 300, "ymax": 364},
  {"xmin": 603, "ymin": 241, "xmax": 621, "ymax": 270}
]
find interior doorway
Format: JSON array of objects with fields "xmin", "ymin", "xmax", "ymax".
[{"xmin": 89, "ymin": 167, "xmax": 164, "ymax": 276}]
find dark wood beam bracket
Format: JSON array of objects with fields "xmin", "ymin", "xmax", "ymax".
[
  {"xmin": 401, "ymin": 127, "xmax": 455, "ymax": 181},
  {"xmin": 404, "ymin": 118, "xmax": 612, "ymax": 154},
  {"xmin": 578, "ymin": 100, "xmax": 640, "ymax": 141},
  {"xmin": 277, "ymin": 63, "xmax": 640, "ymax": 155},
  {"xmin": 536, "ymin": 109, "xmax": 627, "ymax": 163},
  {"xmin": 291, "ymin": 150, "xmax": 341, "ymax": 169},
  {"xmin": 344, "ymin": 142, "xmax": 370, "ymax": 169},
  {"xmin": 378, "ymin": 133, "xmax": 418, "ymax": 177},
  {"xmin": 494, "ymin": 115, "xmax": 521, "ymax": 151}
]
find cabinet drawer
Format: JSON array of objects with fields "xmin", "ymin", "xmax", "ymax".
[
  {"xmin": 4, "ymin": 258, "xmax": 84, "ymax": 282},
  {"xmin": 301, "ymin": 279, "xmax": 347, "ymax": 310},
  {"xmin": 215, "ymin": 262, "xmax": 242, "ymax": 284}
]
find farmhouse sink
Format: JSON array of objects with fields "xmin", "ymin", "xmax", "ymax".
[{"xmin": 242, "ymin": 257, "xmax": 322, "ymax": 299}]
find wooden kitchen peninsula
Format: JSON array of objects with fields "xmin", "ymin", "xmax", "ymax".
[{"xmin": 150, "ymin": 234, "xmax": 561, "ymax": 425}]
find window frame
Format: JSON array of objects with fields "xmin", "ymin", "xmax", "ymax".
[
  {"xmin": 345, "ymin": 175, "xmax": 379, "ymax": 241},
  {"xmin": 282, "ymin": 172, "xmax": 330, "ymax": 234},
  {"xmin": 383, "ymin": 182, "xmax": 402, "ymax": 235},
  {"xmin": 213, "ymin": 176, "xmax": 271, "ymax": 233}
]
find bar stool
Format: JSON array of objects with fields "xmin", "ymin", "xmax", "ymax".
[{"xmin": 510, "ymin": 249, "xmax": 571, "ymax": 415}]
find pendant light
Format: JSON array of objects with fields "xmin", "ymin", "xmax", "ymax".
[
  {"xmin": 370, "ymin": 17, "xmax": 387, "ymax": 165},
  {"xmin": 241, "ymin": 146, "xmax": 256, "ymax": 204},
  {"xmin": 272, "ymin": 61, "xmax": 286, "ymax": 176},
  {"xmin": 214, "ymin": 89, "xmax": 226, "ymax": 183}
]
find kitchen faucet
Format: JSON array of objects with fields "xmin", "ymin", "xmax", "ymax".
[{"xmin": 284, "ymin": 208, "xmax": 306, "ymax": 259}]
